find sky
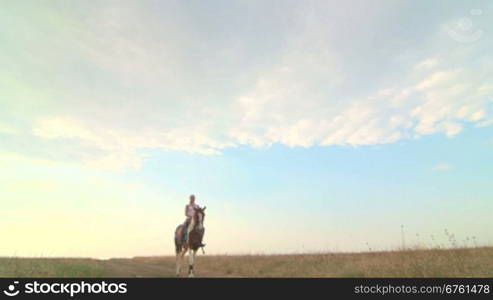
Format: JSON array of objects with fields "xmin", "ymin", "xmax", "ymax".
[{"xmin": 1, "ymin": 1, "xmax": 492, "ymax": 258}]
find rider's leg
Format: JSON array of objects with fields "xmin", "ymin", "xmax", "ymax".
[
  {"xmin": 186, "ymin": 217, "xmax": 195, "ymax": 243},
  {"xmin": 182, "ymin": 218, "xmax": 190, "ymax": 241}
]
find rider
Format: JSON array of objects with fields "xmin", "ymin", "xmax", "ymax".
[{"xmin": 184, "ymin": 194, "xmax": 200, "ymax": 242}]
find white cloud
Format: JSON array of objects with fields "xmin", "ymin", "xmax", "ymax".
[
  {"xmin": 230, "ymin": 62, "xmax": 491, "ymax": 149},
  {"xmin": 414, "ymin": 58, "xmax": 438, "ymax": 70},
  {"xmin": 3, "ymin": 2, "xmax": 493, "ymax": 170},
  {"xmin": 432, "ymin": 163, "xmax": 453, "ymax": 171},
  {"xmin": 32, "ymin": 117, "xmax": 237, "ymax": 170},
  {"xmin": 30, "ymin": 57, "xmax": 491, "ymax": 171},
  {"xmin": 415, "ymin": 70, "xmax": 461, "ymax": 91}
]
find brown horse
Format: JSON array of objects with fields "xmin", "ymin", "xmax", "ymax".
[{"xmin": 174, "ymin": 206, "xmax": 206, "ymax": 277}]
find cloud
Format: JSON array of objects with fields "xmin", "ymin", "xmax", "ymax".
[
  {"xmin": 32, "ymin": 117, "xmax": 235, "ymax": 170},
  {"xmin": 2, "ymin": 2, "xmax": 493, "ymax": 170},
  {"xmin": 414, "ymin": 58, "xmax": 438, "ymax": 70},
  {"xmin": 229, "ymin": 62, "xmax": 491, "ymax": 148},
  {"xmin": 432, "ymin": 163, "xmax": 453, "ymax": 171}
]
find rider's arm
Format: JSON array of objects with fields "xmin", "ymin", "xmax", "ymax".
[{"xmin": 184, "ymin": 205, "xmax": 188, "ymax": 217}]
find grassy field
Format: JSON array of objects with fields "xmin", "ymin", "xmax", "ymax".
[{"xmin": 1, "ymin": 247, "xmax": 492, "ymax": 277}]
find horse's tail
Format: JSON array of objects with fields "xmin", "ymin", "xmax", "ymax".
[{"xmin": 174, "ymin": 225, "xmax": 183, "ymax": 254}]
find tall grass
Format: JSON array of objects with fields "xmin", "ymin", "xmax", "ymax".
[{"xmin": 195, "ymin": 247, "xmax": 493, "ymax": 277}]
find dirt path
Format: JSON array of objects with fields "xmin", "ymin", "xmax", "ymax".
[{"xmin": 101, "ymin": 256, "xmax": 221, "ymax": 277}]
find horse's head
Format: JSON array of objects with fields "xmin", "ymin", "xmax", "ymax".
[{"xmin": 194, "ymin": 206, "xmax": 206, "ymax": 230}]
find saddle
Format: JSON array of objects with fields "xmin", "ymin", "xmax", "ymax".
[
  {"xmin": 175, "ymin": 224, "xmax": 188, "ymax": 242},
  {"xmin": 175, "ymin": 224, "xmax": 206, "ymax": 248}
]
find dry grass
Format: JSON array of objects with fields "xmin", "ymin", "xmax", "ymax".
[
  {"xmin": 1, "ymin": 247, "xmax": 491, "ymax": 277},
  {"xmin": 193, "ymin": 247, "xmax": 493, "ymax": 277}
]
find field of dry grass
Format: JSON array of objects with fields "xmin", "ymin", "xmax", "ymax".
[
  {"xmin": 1, "ymin": 246, "xmax": 492, "ymax": 277},
  {"xmin": 194, "ymin": 247, "xmax": 493, "ymax": 277}
]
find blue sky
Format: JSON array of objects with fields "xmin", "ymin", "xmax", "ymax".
[{"xmin": 0, "ymin": 1, "xmax": 492, "ymax": 257}]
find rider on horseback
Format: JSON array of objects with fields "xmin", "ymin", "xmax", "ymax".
[
  {"xmin": 184, "ymin": 194, "xmax": 200, "ymax": 243},
  {"xmin": 175, "ymin": 194, "xmax": 206, "ymax": 277}
]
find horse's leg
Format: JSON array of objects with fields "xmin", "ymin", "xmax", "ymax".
[
  {"xmin": 175, "ymin": 240, "xmax": 181, "ymax": 276},
  {"xmin": 175, "ymin": 248, "xmax": 181, "ymax": 276},
  {"xmin": 176, "ymin": 247, "xmax": 187, "ymax": 277},
  {"xmin": 181, "ymin": 248, "xmax": 188, "ymax": 272},
  {"xmin": 188, "ymin": 249, "xmax": 197, "ymax": 277}
]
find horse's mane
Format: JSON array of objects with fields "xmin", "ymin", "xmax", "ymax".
[{"xmin": 193, "ymin": 206, "xmax": 206, "ymax": 222}]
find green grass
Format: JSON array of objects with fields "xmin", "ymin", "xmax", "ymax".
[{"xmin": 1, "ymin": 247, "xmax": 492, "ymax": 277}]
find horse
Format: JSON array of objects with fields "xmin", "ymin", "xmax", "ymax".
[{"xmin": 174, "ymin": 206, "xmax": 206, "ymax": 277}]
